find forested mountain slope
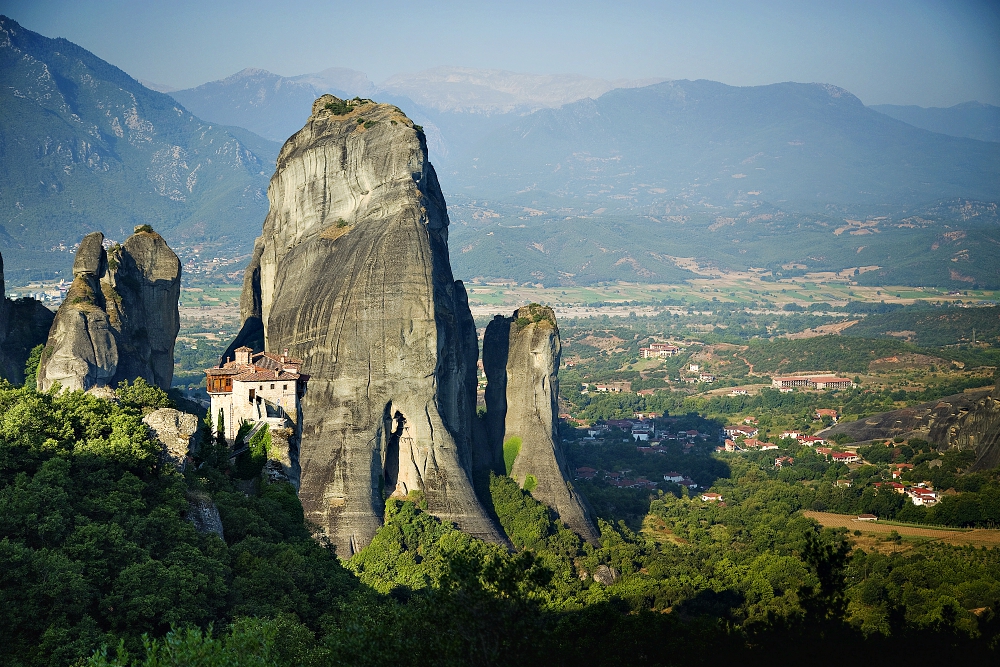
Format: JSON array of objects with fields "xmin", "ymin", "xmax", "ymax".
[
  {"xmin": 170, "ymin": 67, "xmax": 374, "ymax": 142},
  {"xmin": 0, "ymin": 16, "xmax": 279, "ymax": 281}
]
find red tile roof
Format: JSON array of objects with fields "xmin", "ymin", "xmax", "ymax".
[{"xmin": 233, "ymin": 370, "xmax": 301, "ymax": 382}]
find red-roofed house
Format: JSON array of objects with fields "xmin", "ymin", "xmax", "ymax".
[
  {"xmin": 875, "ymin": 482, "xmax": 906, "ymax": 494},
  {"xmin": 892, "ymin": 463, "xmax": 914, "ymax": 479},
  {"xmin": 830, "ymin": 451, "xmax": 860, "ymax": 464},
  {"xmin": 701, "ymin": 492, "xmax": 723, "ymax": 502},
  {"xmin": 724, "ymin": 425, "xmax": 759, "ymax": 438}
]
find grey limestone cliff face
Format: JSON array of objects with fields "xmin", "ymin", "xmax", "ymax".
[
  {"xmin": 483, "ymin": 305, "xmax": 599, "ymax": 542},
  {"xmin": 237, "ymin": 95, "xmax": 502, "ymax": 555},
  {"xmin": 826, "ymin": 380, "xmax": 1000, "ymax": 471},
  {"xmin": 144, "ymin": 407, "xmax": 199, "ymax": 469},
  {"xmin": 0, "ymin": 250, "xmax": 54, "ymax": 384},
  {"xmin": 37, "ymin": 229, "xmax": 180, "ymax": 392}
]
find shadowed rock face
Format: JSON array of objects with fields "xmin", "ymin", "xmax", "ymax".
[
  {"xmin": 37, "ymin": 229, "xmax": 180, "ymax": 392},
  {"xmin": 483, "ymin": 305, "xmax": 598, "ymax": 542},
  {"xmin": 0, "ymin": 250, "xmax": 54, "ymax": 384},
  {"xmin": 237, "ymin": 95, "xmax": 503, "ymax": 555},
  {"xmin": 826, "ymin": 381, "xmax": 1000, "ymax": 471}
]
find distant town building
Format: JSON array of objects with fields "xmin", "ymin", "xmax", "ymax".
[
  {"xmin": 640, "ymin": 343, "xmax": 681, "ymax": 358},
  {"xmin": 907, "ymin": 487, "xmax": 938, "ymax": 506},
  {"xmin": 631, "ymin": 425, "xmax": 653, "ymax": 442},
  {"xmin": 816, "ymin": 447, "xmax": 860, "ymax": 464},
  {"xmin": 892, "ymin": 463, "xmax": 915, "ymax": 479},
  {"xmin": 701, "ymin": 492, "xmax": 723, "ymax": 502},
  {"xmin": 594, "ymin": 381, "xmax": 632, "ymax": 393},
  {"xmin": 724, "ymin": 425, "xmax": 759, "ymax": 438},
  {"xmin": 772, "ymin": 375, "xmax": 854, "ymax": 390}
]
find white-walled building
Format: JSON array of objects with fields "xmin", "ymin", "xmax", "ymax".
[{"xmin": 205, "ymin": 346, "xmax": 308, "ymax": 442}]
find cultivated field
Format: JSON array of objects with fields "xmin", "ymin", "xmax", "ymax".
[
  {"xmin": 463, "ymin": 276, "xmax": 999, "ymax": 321},
  {"xmin": 804, "ymin": 511, "xmax": 1000, "ymax": 547}
]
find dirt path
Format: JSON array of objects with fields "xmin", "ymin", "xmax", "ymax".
[{"xmin": 803, "ymin": 511, "xmax": 1000, "ymax": 547}]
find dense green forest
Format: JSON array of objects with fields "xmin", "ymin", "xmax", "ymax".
[{"xmin": 1, "ymin": 373, "xmax": 998, "ymax": 665}]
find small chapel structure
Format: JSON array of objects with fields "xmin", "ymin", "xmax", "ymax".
[{"xmin": 205, "ymin": 346, "xmax": 308, "ymax": 442}]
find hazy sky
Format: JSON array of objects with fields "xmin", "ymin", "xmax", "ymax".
[{"xmin": 5, "ymin": 0, "xmax": 999, "ymax": 107}]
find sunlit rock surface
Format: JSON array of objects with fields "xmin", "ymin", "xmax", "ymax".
[
  {"xmin": 483, "ymin": 305, "xmax": 599, "ymax": 542},
  {"xmin": 36, "ymin": 229, "xmax": 180, "ymax": 392},
  {"xmin": 237, "ymin": 96, "xmax": 503, "ymax": 555}
]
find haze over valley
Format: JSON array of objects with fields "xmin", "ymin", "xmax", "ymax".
[{"xmin": 3, "ymin": 14, "xmax": 998, "ymax": 291}]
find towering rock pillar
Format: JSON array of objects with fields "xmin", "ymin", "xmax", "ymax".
[
  {"xmin": 37, "ymin": 228, "xmax": 180, "ymax": 392},
  {"xmin": 483, "ymin": 305, "xmax": 599, "ymax": 542},
  {"xmin": 237, "ymin": 95, "xmax": 503, "ymax": 554},
  {"xmin": 0, "ymin": 250, "xmax": 55, "ymax": 384}
]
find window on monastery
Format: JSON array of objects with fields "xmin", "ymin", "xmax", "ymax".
[
  {"xmin": 270, "ymin": 384, "xmax": 275, "ymax": 390},
  {"xmin": 283, "ymin": 384, "xmax": 288, "ymax": 390}
]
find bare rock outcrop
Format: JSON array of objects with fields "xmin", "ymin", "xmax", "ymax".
[
  {"xmin": 144, "ymin": 407, "xmax": 199, "ymax": 469},
  {"xmin": 826, "ymin": 379, "xmax": 1000, "ymax": 471},
  {"xmin": 36, "ymin": 228, "xmax": 180, "ymax": 392},
  {"xmin": 0, "ymin": 250, "xmax": 54, "ymax": 384},
  {"xmin": 235, "ymin": 95, "xmax": 503, "ymax": 555},
  {"xmin": 186, "ymin": 490, "xmax": 225, "ymax": 539},
  {"xmin": 483, "ymin": 305, "xmax": 599, "ymax": 542}
]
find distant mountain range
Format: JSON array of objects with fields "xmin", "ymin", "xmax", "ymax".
[
  {"xmin": 378, "ymin": 67, "xmax": 665, "ymax": 114},
  {"xmin": 447, "ymin": 80, "xmax": 1000, "ymax": 209},
  {"xmin": 2, "ymin": 15, "xmax": 998, "ymax": 288},
  {"xmin": 0, "ymin": 16, "xmax": 279, "ymax": 281},
  {"xmin": 870, "ymin": 102, "xmax": 1000, "ymax": 143},
  {"xmin": 167, "ymin": 69, "xmax": 999, "ymax": 211},
  {"xmin": 167, "ymin": 66, "xmax": 666, "ymax": 158},
  {"xmin": 170, "ymin": 67, "xmax": 376, "ymax": 142}
]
